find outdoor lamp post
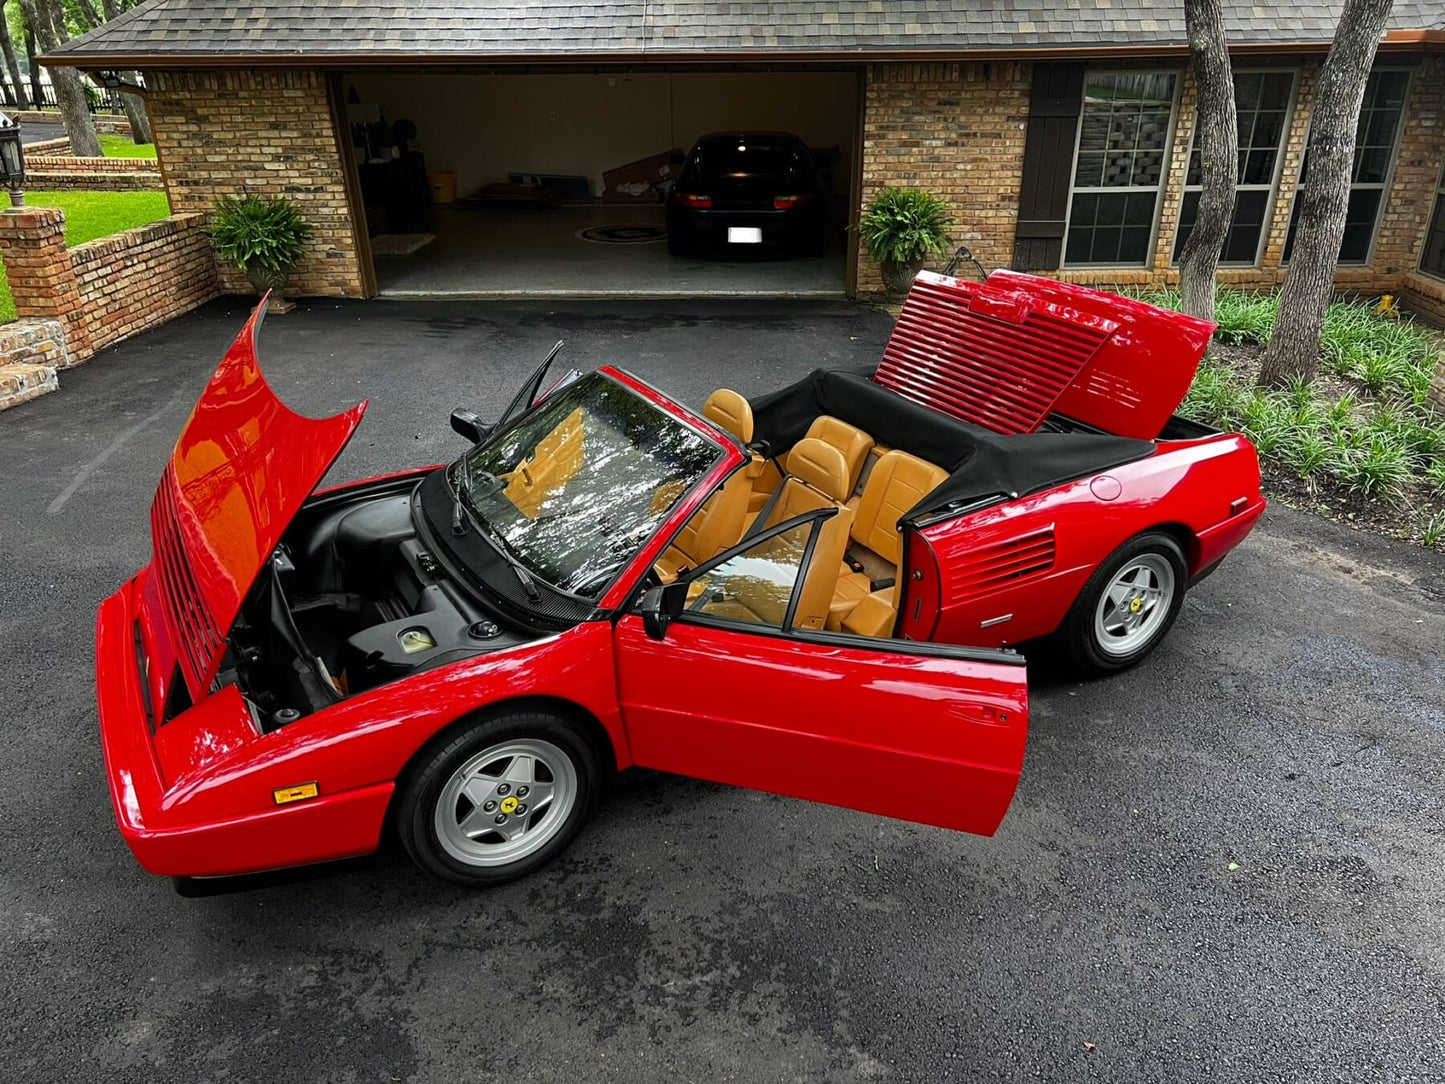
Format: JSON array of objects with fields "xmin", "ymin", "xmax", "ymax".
[{"xmin": 0, "ymin": 112, "xmax": 24, "ymax": 207}]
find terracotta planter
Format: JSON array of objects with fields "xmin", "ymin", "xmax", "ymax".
[{"xmin": 879, "ymin": 258, "xmax": 925, "ymax": 296}]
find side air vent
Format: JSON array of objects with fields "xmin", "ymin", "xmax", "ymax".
[
  {"xmin": 875, "ymin": 272, "xmax": 1114, "ymax": 436},
  {"xmin": 150, "ymin": 463, "xmax": 224, "ymax": 692},
  {"xmin": 946, "ymin": 528, "xmax": 1057, "ymax": 605}
]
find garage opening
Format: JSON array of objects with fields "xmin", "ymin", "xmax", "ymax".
[{"xmin": 340, "ymin": 68, "xmax": 862, "ymax": 299}]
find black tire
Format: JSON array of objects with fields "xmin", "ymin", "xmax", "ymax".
[
  {"xmin": 396, "ymin": 709, "xmax": 603, "ymax": 887},
  {"xmin": 1058, "ymin": 531, "xmax": 1188, "ymax": 674}
]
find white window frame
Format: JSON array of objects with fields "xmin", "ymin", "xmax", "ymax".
[
  {"xmin": 1419, "ymin": 159, "xmax": 1445, "ymax": 281},
  {"xmin": 1171, "ymin": 68, "xmax": 1300, "ymax": 268},
  {"xmin": 1283, "ymin": 65, "xmax": 1414, "ymax": 267},
  {"xmin": 1061, "ymin": 68, "xmax": 1184, "ymax": 269}
]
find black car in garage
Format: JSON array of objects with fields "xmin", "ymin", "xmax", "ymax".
[{"xmin": 666, "ymin": 131, "xmax": 828, "ymax": 258}]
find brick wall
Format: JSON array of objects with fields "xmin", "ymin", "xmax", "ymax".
[
  {"xmin": 857, "ymin": 55, "xmax": 1445, "ymax": 302},
  {"xmin": 0, "ymin": 319, "xmax": 69, "ymax": 411},
  {"xmin": 859, "ymin": 62, "xmax": 1031, "ymax": 293},
  {"xmin": 0, "ymin": 208, "xmax": 219, "ymax": 364},
  {"xmin": 25, "ymin": 154, "xmax": 163, "ymax": 192},
  {"xmin": 71, "ymin": 216, "xmax": 220, "ymax": 350},
  {"xmin": 25, "ymin": 136, "xmax": 71, "ymax": 155},
  {"xmin": 144, "ymin": 68, "xmax": 365, "ymax": 298}
]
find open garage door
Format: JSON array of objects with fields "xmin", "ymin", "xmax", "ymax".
[{"xmin": 341, "ymin": 68, "xmax": 861, "ymax": 300}]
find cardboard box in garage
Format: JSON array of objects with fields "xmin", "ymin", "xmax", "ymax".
[{"xmin": 603, "ymin": 150, "xmax": 683, "ymax": 203}]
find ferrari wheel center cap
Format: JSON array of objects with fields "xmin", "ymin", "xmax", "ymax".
[
  {"xmin": 1130, "ymin": 598, "xmax": 1143, "ymax": 613},
  {"xmin": 500, "ymin": 796, "xmax": 519, "ymax": 814}
]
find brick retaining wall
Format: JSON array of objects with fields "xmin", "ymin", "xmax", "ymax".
[
  {"xmin": 25, "ymin": 136, "xmax": 71, "ymax": 155},
  {"xmin": 0, "ymin": 318, "xmax": 70, "ymax": 411},
  {"xmin": 24, "ymin": 154, "xmax": 163, "ymax": 192},
  {"xmin": 0, "ymin": 208, "xmax": 219, "ymax": 365}
]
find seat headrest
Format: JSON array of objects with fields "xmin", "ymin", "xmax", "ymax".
[
  {"xmin": 703, "ymin": 389, "xmax": 754, "ymax": 444},
  {"xmin": 786, "ymin": 437, "xmax": 850, "ymax": 504}
]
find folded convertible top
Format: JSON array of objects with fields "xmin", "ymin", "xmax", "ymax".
[{"xmin": 750, "ymin": 368, "xmax": 1153, "ymax": 521}]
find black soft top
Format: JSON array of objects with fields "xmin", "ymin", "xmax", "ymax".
[{"xmin": 749, "ymin": 369, "xmax": 1154, "ymax": 522}]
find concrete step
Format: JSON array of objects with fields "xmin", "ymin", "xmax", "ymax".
[{"xmin": 0, "ymin": 361, "xmax": 59, "ymax": 411}]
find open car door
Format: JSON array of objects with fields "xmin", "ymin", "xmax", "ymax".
[{"xmin": 613, "ymin": 510, "xmax": 1028, "ymax": 836}]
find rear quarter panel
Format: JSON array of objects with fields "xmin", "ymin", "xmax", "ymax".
[{"xmin": 920, "ymin": 434, "xmax": 1264, "ymax": 648}]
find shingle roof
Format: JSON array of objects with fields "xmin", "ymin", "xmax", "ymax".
[{"xmin": 43, "ymin": 0, "xmax": 1445, "ymax": 64}]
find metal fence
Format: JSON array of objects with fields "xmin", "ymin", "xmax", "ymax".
[{"xmin": 20, "ymin": 80, "xmax": 129, "ymax": 115}]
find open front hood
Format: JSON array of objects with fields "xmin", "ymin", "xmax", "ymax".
[
  {"xmin": 147, "ymin": 299, "xmax": 367, "ymax": 699},
  {"xmin": 874, "ymin": 270, "xmax": 1216, "ymax": 440}
]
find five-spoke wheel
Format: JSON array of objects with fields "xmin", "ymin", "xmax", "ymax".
[
  {"xmin": 1061, "ymin": 532, "xmax": 1187, "ymax": 673},
  {"xmin": 397, "ymin": 710, "xmax": 602, "ymax": 886}
]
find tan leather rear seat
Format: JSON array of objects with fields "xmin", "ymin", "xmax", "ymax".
[
  {"xmin": 750, "ymin": 415, "xmax": 874, "ymax": 514},
  {"xmin": 828, "ymin": 449, "xmax": 948, "ymax": 632}
]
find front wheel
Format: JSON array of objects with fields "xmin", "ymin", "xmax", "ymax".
[
  {"xmin": 1059, "ymin": 532, "xmax": 1187, "ymax": 674},
  {"xmin": 397, "ymin": 710, "xmax": 602, "ymax": 887}
]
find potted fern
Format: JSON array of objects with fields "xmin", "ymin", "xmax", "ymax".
[
  {"xmin": 860, "ymin": 187, "xmax": 952, "ymax": 295},
  {"xmin": 210, "ymin": 195, "xmax": 312, "ymax": 300}
]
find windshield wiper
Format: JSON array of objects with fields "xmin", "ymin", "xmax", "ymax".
[
  {"xmin": 451, "ymin": 455, "xmax": 474, "ymax": 536},
  {"xmin": 477, "ymin": 518, "xmax": 543, "ymax": 603},
  {"xmin": 450, "ymin": 456, "xmax": 543, "ymax": 602}
]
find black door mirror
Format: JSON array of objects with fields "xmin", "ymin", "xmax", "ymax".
[
  {"xmin": 639, "ymin": 582, "xmax": 686, "ymax": 641},
  {"xmin": 450, "ymin": 408, "xmax": 491, "ymax": 444}
]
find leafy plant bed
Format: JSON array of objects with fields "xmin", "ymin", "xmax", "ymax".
[{"xmin": 1140, "ymin": 289, "xmax": 1444, "ymax": 551}]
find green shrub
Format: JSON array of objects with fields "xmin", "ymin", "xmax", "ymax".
[
  {"xmin": 859, "ymin": 187, "xmax": 952, "ymax": 265},
  {"xmin": 1211, "ymin": 291, "xmax": 1277, "ymax": 345},
  {"xmin": 1332, "ymin": 434, "xmax": 1412, "ymax": 501},
  {"xmin": 210, "ymin": 195, "xmax": 312, "ymax": 273},
  {"xmin": 1428, "ymin": 459, "xmax": 1445, "ymax": 499},
  {"xmin": 1416, "ymin": 510, "xmax": 1445, "ymax": 549}
]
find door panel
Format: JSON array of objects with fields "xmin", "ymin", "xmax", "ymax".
[{"xmin": 614, "ymin": 616, "xmax": 1028, "ymax": 836}]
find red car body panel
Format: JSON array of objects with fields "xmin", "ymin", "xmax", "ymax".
[
  {"xmin": 149, "ymin": 300, "xmax": 367, "ymax": 701},
  {"xmin": 876, "ymin": 270, "xmax": 1215, "ymax": 440},
  {"xmin": 913, "ymin": 433, "xmax": 1264, "ymax": 648},
  {"xmin": 615, "ymin": 617, "xmax": 1027, "ymax": 836}
]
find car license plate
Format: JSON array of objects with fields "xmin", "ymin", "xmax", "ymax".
[{"xmin": 728, "ymin": 227, "xmax": 763, "ymax": 244}]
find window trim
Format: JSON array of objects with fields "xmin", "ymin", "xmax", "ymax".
[
  {"xmin": 1416, "ymin": 158, "xmax": 1445, "ymax": 281},
  {"xmin": 1282, "ymin": 65, "xmax": 1414, "ymax": 268},
  {"xmin": 1061, "ymin": 68, "xmax": 1184, "ymax": 269},
  {"xmin": 1170, "ymin": 67, "xmax": 1300, "ymax": 268}
]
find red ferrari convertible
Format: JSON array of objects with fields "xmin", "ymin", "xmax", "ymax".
[{"xmin": 95, "ymin": 271, "xmax": 1262, "ymax": 889}]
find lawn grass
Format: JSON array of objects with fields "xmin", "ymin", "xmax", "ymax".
[
  {"xmin": 1158, "ymin": 288, "xmax": 1445, "ymax": 548},
  {"xmin": 98, "ymin": 133, "xmax": 158, "ymax": 159},
  {"xmin": 0, "ymin": 190, "xmax": 171, "ymax": 322}
]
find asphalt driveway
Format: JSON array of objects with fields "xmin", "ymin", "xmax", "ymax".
[{"xmin": 2, "ymin": 297, "xmax": 1443, "ymax": 1083}]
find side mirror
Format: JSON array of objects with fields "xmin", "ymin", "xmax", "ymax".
[
  {"xmin": 639, "ymin": 583, "xmax": 686, "ymax": 641},
  {"xmin": 451, "ymin": 408, "xmax": 491, "ymax": 444}
]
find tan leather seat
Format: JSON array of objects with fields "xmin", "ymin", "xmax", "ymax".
[
  {"xmin": 703, "ymin": 389, "xmax": 754, "ymax": 444},
  {"xmin": 828, "ymin": 449, "xmax": 948, "ymax": 632},
  {"xmin": 749, "ymin": 437, "xmax": 854, "ymax": 631},
  {"xmin": 503, "ymin": 407, "xmax": 585, "ymax": 519},
  {"xmin": 751, "ymin": 415, "xmax": 875, "ymax": 514}
]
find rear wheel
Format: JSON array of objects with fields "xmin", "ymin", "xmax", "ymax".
[
  {"xmin": 397, "ymin": 710, "xmax": 602, "ymax": 887},
  {"xmin": 1059, "ymin": 532, "xmax": 1187, "ymax": 674}
]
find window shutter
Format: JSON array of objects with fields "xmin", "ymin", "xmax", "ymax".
[{"xmin": 1012, "ymin": 63, "xmax": 1085, "ymax": 272}]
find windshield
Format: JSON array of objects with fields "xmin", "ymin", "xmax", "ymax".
[
  {"xmin": 691, "ymin": 136, "xmax": 806, "ymax": 179},
  {"xmin": 449, "ymin": 372, "xmax": 724, "ymax": 599}
]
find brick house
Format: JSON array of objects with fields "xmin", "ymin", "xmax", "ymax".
[{"xmin": 39, "ymin": 0, "xmax": 1445, "ymax": 314}]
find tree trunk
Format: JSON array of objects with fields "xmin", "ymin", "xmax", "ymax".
[
  {"xmin": 0, "ymin": 6, "xmax": 23, "ymax": 113},
  {"xmin": 24, "ymin": 28, "xmax": 42, "ymax": 109},
  {"xmin": 1176, "ymin": 0, "xmax": 1237, "ymax": 327},
  {"xmin": 1258, "ymin": 0, "xmax": 1397, "ymax": 388},
  {"xmin": 119, "ymin": 76, "xmax": 152, "ymax": 143},
  {"xmin": 18, "ymin": 0, "xmax": 103, "ymax": 156}
]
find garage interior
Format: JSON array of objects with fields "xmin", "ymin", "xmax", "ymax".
[{"xmin": 342, "ymin": 68, "xmax": 861, "ymax": 299}]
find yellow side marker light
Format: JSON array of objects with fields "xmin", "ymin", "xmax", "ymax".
[{"xmin": 273, "ymin": 781, "xmax": 319, "ymax": 805}]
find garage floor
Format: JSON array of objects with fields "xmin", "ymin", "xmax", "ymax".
[{"xmin": 372, "ymin": 204, "xmax": 849, "ymax": 299}]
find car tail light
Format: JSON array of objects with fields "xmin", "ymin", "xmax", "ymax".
[
  {"xmin": 676, "ymin": 193, "xmax": 712, "ymax": 209},
  {"xmin": 773, "ymin": 194, "xmax": 814, "ymax": 210}
]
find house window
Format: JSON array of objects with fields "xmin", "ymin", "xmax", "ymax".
[
  {"xmin": 1173, "ymin": 71, "xmax": 1295, "ymax": 265},
  {"xmin": 1064, "ymin": 72, "xmax": 1179, "ymax": 267},
  {"xmin": 1420, "ymin": 165, "xmax": 1445, "ymax": 279},
  {"xmin": 1284, "ymin": 69, "xmax": 1411, "ymax": 264}
]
